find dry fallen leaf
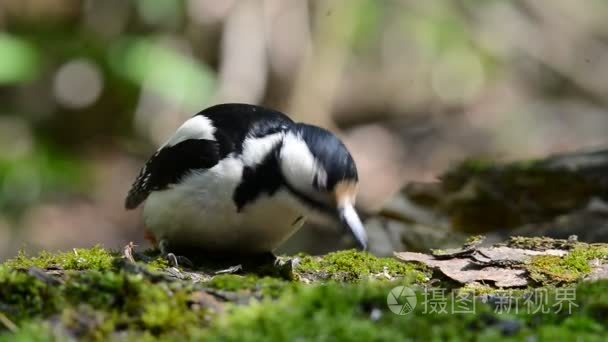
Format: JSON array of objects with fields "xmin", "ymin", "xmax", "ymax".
[
  {"xmin": 394, "ymin": 251, "xmax": 529, "ymax": 287},
  {"xmin": 471, "ymin": 247, "xmax": 568, "ymax": 266},
  {"xmin": 394, "ymin": 240, "xmax": 581, "ymax": 288}
]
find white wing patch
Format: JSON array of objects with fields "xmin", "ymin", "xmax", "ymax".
[
  {"xmin": 163, "ymin": 115, "xmax": 216, "ymax": 148},
  {"xmin": 241, "ymin": 132, "xmax": 284, "ymax": 166},
  {"xmin": 280, "ymin": 132, "xmax": 327, "ymax": 191}
]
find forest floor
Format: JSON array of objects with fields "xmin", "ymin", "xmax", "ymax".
[{"xmin": 1, "ymin": 235, "xmax": 607, "ymax": 341}]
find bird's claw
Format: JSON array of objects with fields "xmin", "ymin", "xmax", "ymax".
[
  {"xmin": 214, "ymin": 264, "xmax": 243, "ymax": 275},
  {"xmin": 159, "ymin": 239, "xmax": 193, "ymax": 268},
  {"xmin": 165, "ymin": 252, "xmax": 194, "ymax": 268}
]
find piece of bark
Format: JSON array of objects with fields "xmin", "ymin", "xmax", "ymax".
[
  {"xmin": 394, "ymin": 252, "xmax": 528, "ymax": 287},
  {"xmin": 431, "ymin": 246, "xmax": 477, "ymax": 259},
  {"xmin": 471, "ymin": 247, "xmax": 568, "ymax": 266}
]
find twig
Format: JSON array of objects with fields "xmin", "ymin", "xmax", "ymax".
[
  {"xmin": 0, "ymin": 312, "xmax": 18, "ymax": 333},
  {"xmin": 123, "ymin": 242, "xmax": 137, "ymax": 263}
]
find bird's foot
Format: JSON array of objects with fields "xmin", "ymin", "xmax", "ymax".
[
  {"xmin": 214, "ymin": 264, "xmax": 243, "ymax": 275},
  {"xmin": 165, "ymin": 253, "xmax": 194, "ymax": 268},
  {"xmin": 159, "ymin": 240, "xmax": 194, "ymax": 268}
]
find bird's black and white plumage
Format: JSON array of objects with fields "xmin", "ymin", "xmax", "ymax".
[{"xmin": 126, "ymin": 103, "xmax": 367, "ymax": 254}]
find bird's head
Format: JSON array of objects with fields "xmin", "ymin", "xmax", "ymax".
[{"xmin": 278, "ymin": 123, "xmax": 368, "ymax": 250}]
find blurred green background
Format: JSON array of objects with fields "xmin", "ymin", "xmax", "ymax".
[{"xmin": 2, "ymin": 0, "xmax": 608, "ymax": 259}]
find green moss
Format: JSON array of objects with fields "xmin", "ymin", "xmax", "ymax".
[
  {"xmin": 62, "ymin": 271, "xmax": 142, "ymax": 309},
  {"xmin": 205, "ymin": 275, "xmax": 288, "ymax": 298},
  {"xmin": 294, "ymin": 250, "xmax": 429, "ymax": 282},
  {"xmin": 146, "ymin": 256, "xmax": 170, "ymax": 271},
  {"xmin": 458, "ymin": 282, "xmax": 501, "ymax": 296},
  {"xmin": 0, "ymin": 267, "xmax": 60, "ymax": 321},
  {"xmin": 204, "ymin": 280, "xmax": 608, "ymax": 341},
  {"xmin": 204, "ymin": 281, "xmax": 410, "ymax": 341},
  {"xmin": 58, "ymin": 305, "xmax": 117, "ymax": 340},
  {"xmin": 61, "ymin": 270, "xmax": 212, "ymax": 336},
  {"xmin": 138, "ymin": 284, "xmax": 206, "ymax": 334},
  {"xmin": 465, "ymin": 234, "xmax": 486, "ymax": 247},
  {"xmin": 0, "ymin": 320, "xmax": 63, "ymax": 342},
  {"xmin": 528, "ymin": 245, "xmax": 608, "ymax": 284},
  {"xmin": 457, "ymin": 282, "xmax": 528, "ymax": 299},
  {"xmin": 506, "ymin": 236, "xmax": 578, "ymax": 251},
  {"xmin": 430, "ymin": 248, "xmax": 450, "ymax": 256},
  {"xmin": 5, "ymin": 246, "xmax": 116, "ymax": 271},
  {"xmin": 0, "ymin": 268, "xmax": 213, "ymax": 340}
]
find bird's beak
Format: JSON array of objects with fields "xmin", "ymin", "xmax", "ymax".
[{"xmin": 338, "ymin": 203, "xmax": 368, "ymax": 251}]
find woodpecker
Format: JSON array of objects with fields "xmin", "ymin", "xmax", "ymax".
[{"xmin": 125, "ymin": 103, "xmax": 367, "ymax": 259}]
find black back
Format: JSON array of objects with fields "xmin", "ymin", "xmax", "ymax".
[{"xmin": 198, "ymin": 103, "xmax": 294, "ymax": 155}]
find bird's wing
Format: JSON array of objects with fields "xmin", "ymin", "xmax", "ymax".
[
  {"xmin": 125, "ymin": 138, "xmax": 221, "ymax": 209},
  {"xmin": 125, "ymin": 114, "xmax": 224, "ymax": 209}
]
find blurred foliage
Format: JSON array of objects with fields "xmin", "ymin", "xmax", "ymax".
[
  {"xmin": 0, "ymin": 145, "xmax": 89, "ymax": 220},
  {"xmin": 0, "ymin": 33, "xmax": 40, "ymax": 84},
  {"xmin": 108, "ymin": 37, "xmax": 216, "ymax": 111}
]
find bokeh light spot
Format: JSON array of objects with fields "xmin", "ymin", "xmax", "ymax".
[{"xmin": 53, "ymin": 59, "xmax": 104, "ymax": 109}]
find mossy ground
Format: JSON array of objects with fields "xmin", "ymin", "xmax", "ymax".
[
  {"xmin": 4, "ymin": 246, "xmax": 116, "ymax": 271},
  {"xmin": 295, "ymin": 249, "xmax": 429, "ymax": 282},
  {"xmin": 1, "ymin": 244, "xmax": 607, "ymax": 341},
  {"xmin": 527, "ymin": 244, "xmax": 608, "ymax": 285}
]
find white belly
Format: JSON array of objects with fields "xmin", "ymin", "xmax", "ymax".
[{"xmin": 143, "ymin": 157, "xmax": 306, "ymax": 253}]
